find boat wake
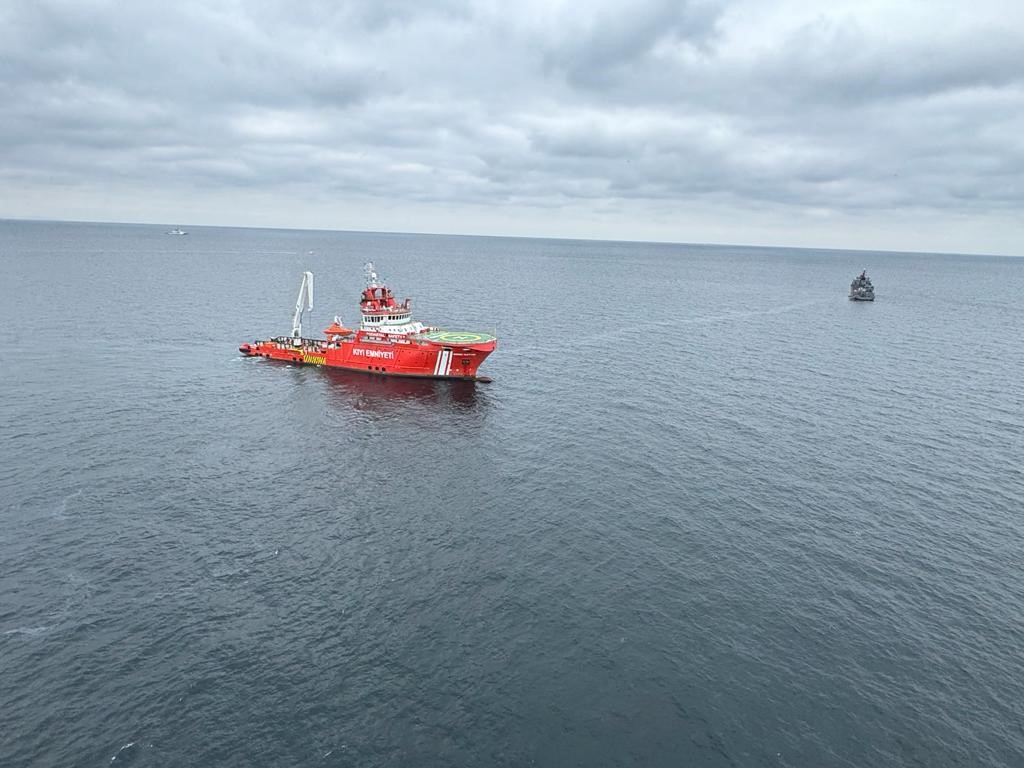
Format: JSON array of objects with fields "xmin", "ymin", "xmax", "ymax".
[
  {"xmin": 3, "ymin": 625, "xmax": 53, "ymax": 637},
  {"xmin": 680, "ymin": 298, "xmax": 833, "ymax": 326}
]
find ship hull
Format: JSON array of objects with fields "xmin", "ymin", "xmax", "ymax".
[{"xmin": 240, "ymin": 336, "xmax": 495, "ymax": 380}]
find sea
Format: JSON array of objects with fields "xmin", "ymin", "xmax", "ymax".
[{"xmin": 1, "ymin": 219, "xmax": 1022, "ymax": 767}]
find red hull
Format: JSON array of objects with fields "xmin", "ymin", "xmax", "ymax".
[{"xmin": 240, "ymin": 332, "xmax": 495, "ymax": 380}]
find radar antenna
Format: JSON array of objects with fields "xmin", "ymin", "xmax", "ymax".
[
  {"xmin": 291, "ymin": 271, "xmax": 313, "ymax": 338},
  {"xmin": 364, "ymin": 261, "xmax": 380, "ymax": 287}
]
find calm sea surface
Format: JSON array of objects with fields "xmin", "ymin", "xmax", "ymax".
[{"xmin": 1, "ymin": 220, "xmax": 1023, "ymax": 767}]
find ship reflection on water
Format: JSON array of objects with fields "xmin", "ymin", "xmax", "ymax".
[{"xmin": 320, "ymin": 367, "xmax": 483, "ymax": 412}]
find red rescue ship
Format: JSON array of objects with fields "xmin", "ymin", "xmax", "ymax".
[{"xmin": 240, "ymin": 263, "xmax": 496, "ymax": 380}]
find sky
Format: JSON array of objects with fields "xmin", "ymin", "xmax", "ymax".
[{"xmin": 2, "ymin": 0, "xmax": 1023, "ymax": 255}]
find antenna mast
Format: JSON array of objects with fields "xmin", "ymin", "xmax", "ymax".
[
  {"xmin": 291, "ymin": 271, "xmax": 313, "ymax": 338},
  {"xmin": 364, "ymin": 261, "xmax": 379, "ymax": 287}
]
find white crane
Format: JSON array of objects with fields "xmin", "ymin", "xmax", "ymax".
[{"xmin": 291, "ymin": 271, "xmax": 313, "ymax": 339}]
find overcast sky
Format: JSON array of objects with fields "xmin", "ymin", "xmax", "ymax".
[{"xmin": 2, "ymin": 0, "xmax": 1022, "ymax": 254}]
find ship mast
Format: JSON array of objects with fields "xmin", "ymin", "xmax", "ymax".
[{"xmin": 291, "ymin": 271, "xmax": 313, "ymax": 338}]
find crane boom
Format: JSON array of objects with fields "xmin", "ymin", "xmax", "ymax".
[{"xmin": 291, "ymin": 271, "xmax": 313, "ymax": 338}]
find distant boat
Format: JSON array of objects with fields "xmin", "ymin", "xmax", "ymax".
[
  {"xmin": 849, "ymin": 270, "xmax": 875, "ymax": 301},
  {"xmin": 166, "ymin": 227, "xmax": 187, "ymax": 235}
]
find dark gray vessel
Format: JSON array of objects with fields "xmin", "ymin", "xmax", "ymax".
[{"xmin": 849, "ymin": 270, "xmax": 875, "ymax": 301}]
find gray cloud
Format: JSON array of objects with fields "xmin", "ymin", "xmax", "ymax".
[{"xmin": 1, "ymin": 0, "xmax": 1022, "ymax": 254}]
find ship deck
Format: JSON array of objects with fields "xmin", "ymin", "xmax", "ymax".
[{"xmin": 415, "ymin": 329, "xmax": 496, "ymax": 344}]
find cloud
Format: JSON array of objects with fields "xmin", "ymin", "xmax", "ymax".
[{"xmin": 1, "ymin": 0, "xmax": 1022, "ymax": 254}]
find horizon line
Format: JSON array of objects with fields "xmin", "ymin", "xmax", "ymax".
[{"xmin": 2, "ymin": 215, "xmax": 1019, "ymax": 260}]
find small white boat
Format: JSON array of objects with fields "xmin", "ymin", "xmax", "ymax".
[{"xmin": 167, "ymin": 227, "xmax": 187, "ymax": 235}]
